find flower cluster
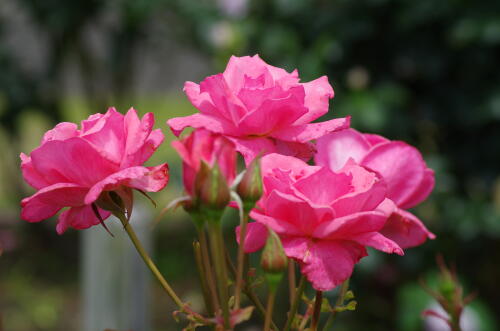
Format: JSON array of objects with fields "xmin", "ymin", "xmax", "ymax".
[{"xmin": 19, "ymin": 54, "xmax": 435, "ymax": 329}]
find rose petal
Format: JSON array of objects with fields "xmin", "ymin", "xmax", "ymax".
[
  {"xmin": 235, "ymin": 221, "xmax": 268, "ymax": 253},
  {"xmin": 361, "ymin": 141, "xmax": 425, "ymax": 207},
  {"xmin": 41, "ymin": 122, "xmax": 79, "ymax": 144},
  {"xmin": 313, "ymin": 199, "xmax": 395, "ymax": 239},
  {"xmin": 400, "ymin": 168, "xmax": 435, "ymax": 210},
  {"xmin": 347, "ymin": 232, "xmax": 403, "ymax": 255},
  {"xmin": 20, "ymin": 153, "xmax": 50, "ymax": 189},
  {"xmin": 167, "ymin": 113, "xmax": 237, "ymax": 137},
  {"xmin": 315, "ymin": 128, "xmax": 370, "ymax": 171},
  {"xmin": 56, "ymin": 205, "xmax": 111, "ymax": 235},
  {"xmin": 30, "ymin": 137, "xmax": 118, "ymax": 187},
  {"xmin": 296, "ymin": 75, "xmax": 334, "ymax": 124},
  {"xmin": 272, "ymin": 117, "xmax": 351, "ymax": 143},
  {"xmin": 84, "ymin": 164, "xmax": 169, "ymax": 204},
  {"xmin": 282, "ymin": 237, "xmax": 367, "ymax": 291},
  {"xmin": 80, "ymin": 107, "xmax": 126, "ymax": 164},
  {"xmin": 21, "ymin": 183, "xmax": 89, "ymax": 222},
  {"xmin": 380, "ymin": 208, "xmax": 436, "ymax": 249}
]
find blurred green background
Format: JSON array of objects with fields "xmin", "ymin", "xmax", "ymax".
[{"xmin": 1, "ymin": 0, "xmax": 499, "ymax": 330}]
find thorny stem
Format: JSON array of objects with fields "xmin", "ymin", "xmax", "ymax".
[
  {"xmin": 322, "ymin": 279, "xmax": 350, "ymax": 331},
  {"xmin": 117, "ymin": 214, "xmax": 208, "ymax": 324},
  {"xmin": 234, "ymin": 212, "xmax": 250, "ymax": 309},
  {"xmin": 284, "ymin": 276, "xmax": 307, "ymax": 331},
  {"xmin": 311, "ymin": 291, "xmax": 323, "ymax": 331},
  {"xmin": 207, "ymin": 221, "xmax": 231, "ymax": 329},
  {"xmin": 264, "ymin": 290, "xmax": 277, "ymax": 331}
]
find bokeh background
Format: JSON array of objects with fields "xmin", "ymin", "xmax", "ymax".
[{"xmin": 1, "ymin": 0, "xmax": 500, "ymax": 330}]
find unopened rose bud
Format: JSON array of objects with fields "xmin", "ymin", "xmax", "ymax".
[
  {"xmin": 237, "ymin": 157, "xmax": 263, "ymax": 212},
  {"xmin": 261, "ymin": 229, "xmax": 288, "ymax": 292},
  {"xmin": 194, "ymin": 161, "xmax": 230, "ymax": 219}
]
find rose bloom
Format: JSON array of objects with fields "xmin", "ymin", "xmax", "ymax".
[
  {"xmin": 168, "ymin": 55, "xmax": 350, "ymax": 163},
  {"xmin": 242, "ymin": 153, "xmax": 402, "ymax": 291},
  {"xmin": 20, "ymin": 108, "xmax": 168, "ymax": 234},
  {"xmin": 315, "ymin": 128, "xmax": 435, "ymax": 248},
  {"xmin": 171, "ymin": 128, "xmax": 236, "ymax": 196}
]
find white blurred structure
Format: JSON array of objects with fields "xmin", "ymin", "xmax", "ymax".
[
  {"xmin": 81, "ymin": 206, "xmax": 152, "ymax": 331},
  {"xmin": 424, "ymin": 302, "xmax": 479, "ymax": 331}
]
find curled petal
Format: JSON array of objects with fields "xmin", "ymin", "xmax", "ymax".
[
  {"xmin": 272, "ymin": 117, "xmax": 351, "ymax": 143},
  {"xmin": 380, "ymin": 208, "xmax": 436, "ymax": 249},
  {"xmin": 347, "ymin": 232, "xmax": 403, "ymax": 255},
  {"xmin": 184, "ymin": 81, "xmax": 218, "ymax": 115},
  {"xmin": 297, "ymin": 75, "xmax": 335, "ymax": 124},
  {"xmin": 167, "ymin": 113, "xmax": 237, "ymax": 137},
  {"xmin": 84, "ymin": 164, "xmax": 169, "ymax": 205}
]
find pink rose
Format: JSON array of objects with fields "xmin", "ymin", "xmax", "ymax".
[
  {"xmin": 171, "ymin": 129, "xmax": 237, "ymax": 196},
  {"xmin": 167, "ymin": 55, "xmax": 350, "ymax": 163},
  {"xmin": 315, "ymin": 128, "xmax": 435, "ymax": 248},
  {"xmin": 243, "ymin": 153, "xmax": 402, "ymax": 291},
  {"xmin": 20, "ymin": 108, "xmax": 169, "ymax": 234}
]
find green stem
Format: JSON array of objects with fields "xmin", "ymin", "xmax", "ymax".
[
  {"xmin": 284, "ymin": 276, "xmax": 307, "ymax": 331},
  {"xmin": 198, "ymin": 228, "xmax": 220, "ymax": 313},
  {"xmin": 311, "ymin": 291, "xmax": 323, "ymax": 331},
  {"xmin": 207, "ymin": 221, "xmax": 231, "ymax": 329},
  {"xmin": 225, "ymin": 249, "xmax": 279, "ymax": 331},
  {"xmin": 264, "ymin": 290, "xmax": 277, "ymax": 331},
  {"xmin": 322, "ymin": 279, "xmax": 350, "ymax": 331},
  {"xmin": 234, "ymin": 212, "xmax": 250, "ymax": 309},
  {"xmin": 288, "ymin": 261, "xmax": 296, "ymax": 307},
  {"xmin": 193, "ymin": 240, "xmax": 214, "ymax": 316},
  {"xmin": 117, "ymin": 214, "xmax": 184, "ymax": 308}
]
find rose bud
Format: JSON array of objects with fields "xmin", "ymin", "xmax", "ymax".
[
  {"xmin": 261, "ymin": 229, "xmax": 288, "ymax": 292},
  {"xmin": 237, "ymin": 156, "xmax": 263, "ymax": 212},
  {"xmin": 194, "ymin": 161, "xmax": 231, "ymax": 220}
]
